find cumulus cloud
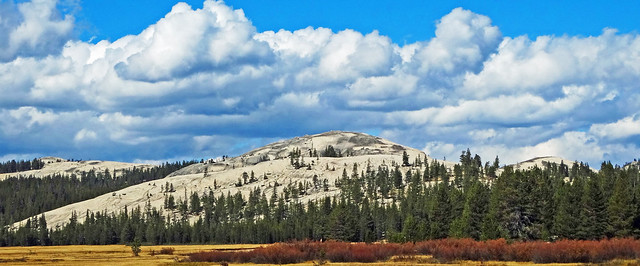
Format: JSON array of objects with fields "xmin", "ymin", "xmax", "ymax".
[
  {"xmin": 412, "ymin": 7, "xmax": 501, "ymax": 75},
  {"xmin": 258, "ymin": 28, "xmax": 398, "ymax": 87},
  {"xmin": 114, "ymin": 1, "xmax": 274, "ymax": 82},
  {"xmin": 1, "ymin": 0, "xmax": 639, "ymax": 167},
  {"xmin": 462, "ymin": 29, "xmax": 640, "ymax": 99},
  {"xmin": 0, "ymin": 0, "xmax": 74, "ymax": 62},
  {"xmin": 74, "ymin": 129, "xmax": 98, "ymax": 143},
  {"xmin": 590, "ymin": 114, "xmax": 640, "ymax": 140}
]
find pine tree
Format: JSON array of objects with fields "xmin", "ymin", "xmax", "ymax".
[
  {"xmin": 577, "ymin": 174, "xmax": 607, "ymax": 240},
  {"xmin": 359, "ymin": 199, "xmax": 376, "ymax": 242},
  {"xmin": 328, "ymin": 199, "xmax": 357, "ymax": 241},
  {"xmin": 402, "ymin": 151, "xmax": 410, "ymax": 166},
  {"xmin": 481, "ymin": 169, "xmax": 508, "ymax": 240},
  {"xmin": 552, "ymin": 184, "xmax": 575, "ymax": 239},
  {"xmin": 450, "ymin": 181, "xmax": 488, "ymax": 239},
  {"xmin": 393, "ymin": 166, "xmax": 403, "ymax": 189},
  {"xmin": 38, "ymin": 214, "xmax": 50, "ymax": 245},
  {"xmin": 607, "ymin": 172, "xmax": 633, "ymax": 237},
  {"xmin": 401, "ymin": 213, "xmax": 419, "ymax": 242},
  {"xmin": 428, "ymin": 183, "xmax": 451, "ymax": 239},
  {"xmin": 189, "ymin": 192, "xmax": 202, "ymax": 214}
]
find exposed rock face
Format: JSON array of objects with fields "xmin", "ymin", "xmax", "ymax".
[
  {"xmin": 7, "ymin": 131, "xmax": 593, "ymax": 230},
  {"xmin": 624, "ymin": 160, "xmax": 640, "ymax": 170},
  {"xmin": 40, "ymin": 157, "xmax": 67, "ymax": 164},
  {"xmin": 496, "ymin": 156, "xmax": 581, "ymax": 176},
  {"xmin": 231, "ymin": 131, "xmax": 424, "ymax": 166},
  {"xmin": 170, "ymin": 131, "xmax": 428, "ymax": 177},
  {"xmin": 14, "ymin": 131, "xmax": 437, "ymax": 229},
  {"xmin": 0, "ymin": 157, "xmax": 154, "ymax": 180},
  {"xmin": 17, "ymin": 131, "xmax": 590, "ymax": 230}
]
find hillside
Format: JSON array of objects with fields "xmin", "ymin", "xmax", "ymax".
[
  {"xmin": 624, "ymin": 160, "xmax": 640, "ymax": 170},
  {"xmin": 169, "ymin": 131, "xmax": 437, "ymax": 177},
  {"xmin": 5, "ymin": 131, "xmax": 637, "ymax": 247},
  {"xmin": 503, "ymin": 156, "xmax": 572, "ymax": 172},
  {"xmin": 12, "ymin": 131, "xmax": 446, "ymax": 229},
  {"xmin": 8, "ymin": 131, "xmax": 589, "ymax": 231},
  {"xmin": 0, "ymin": 157, "xmax": 154, "ymax": 181}
]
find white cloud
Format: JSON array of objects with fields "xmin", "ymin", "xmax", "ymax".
[
  {"xmin": 515, "ymin": 131, "xmax": 604, "ymax": 164},
  {"xmin": 411, "ymin": 7, "xmax": 501, "ymax": 75},
  {"xmin": 463, "ymin": 28, "xmax": 640, "ymax": 98},
  {"xmin": 259, "ymin": 28, "xmax": 398, "ymax": 86},
  {"xmin": 423, "ymin": 141, "xmax": 458, "ymax": 161},
  {"xmin": 0, "ymin": 0, "xmax": 73, "ymax": 61},
  {"xmin": 386, "ymin": 91, "xmax": 585, "ymax": 127},
  {"xmin": 590, "ymin": 114, "xmax": 640, "ymax": 140},
  {"xmin": 256, "ymin": 26, "xmax": 333, "ymax": 59},
  {"xmin": 0, "ymin": 107, "xmax": 57, "ymax": 135},
  {"xmin": 114, "ymin": 1, "xmax": 273, "ymax": 82},
  {"xmin": 469, "ymin": 128, "xmax": 496, "ymax": 141},
  {"xmin": 222, "ymin": 97, "xmax": 241, "ymax": 108},
  {"xmin": 345, "ymin": 73, "xmax": 418, "ymax": 107},
  {"xmin": 74, "ymin": 128, "xmax": 97, "ymax": 143},
  {"xmin": 424, "ymin": 131, "xmax": 611, "ymax": 166}
]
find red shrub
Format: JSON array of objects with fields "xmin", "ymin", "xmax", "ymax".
[
  {"xmin": 531, "ymin": 238, "xmax": 640, "ymax": 263},
  {"xmin": 532, "ymin": 240, "xmax": 590, "ymax": 263},
  {"xmin": 324, "ymin": 242, "xmax": 353, "ymax": 262},
  {"xmin": 323, "ymin": 242, "xmax": 402, "ymax": 262},
  {"xmin": 414, "ymin": 239, "xmax": 438, "ymax": 254},
  {"xmin": 359, "ymin": 243, "xmax": 402, "ymax": 262},
  {"xmin": 595, "ymin": 238, "xmax": 640, "ymax": 262},
  {"xmin": 290, "ymin": 239, "xmax": 322, "ymax": 257},
  {"xmin": 187, "ymin": 238, "xmax": 640, "ymax": 264},
  {"xmin": 248, "ymin": 244, "xmax": 306, "ymax": 264},
  {"xmin": 419, "ymin": 238, "xmax": 492, "ymax": 262},
  {"xmin": 504, "ymin": 241, "xmax": 540, "ymax": 261},
  {"xmin": 348, "ymin": 244, "xmax": 378, "ymax": 262},
  {"xmin": 397, "ymin": 242, "xmax": 416, "ymax": 255},
  {"xmin": 481, "ymin": 238, "xmax": 508, "ymax": 261}
]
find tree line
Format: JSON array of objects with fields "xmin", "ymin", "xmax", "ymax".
[
  {"xmin": 0, "ymin": 158, "xmax": 45, "ymax": 174},
  {"xmin": 0, "ymin": 160, "xmax": 198, "ymax": 227},
  {"xmin": 1, "ymin": 150, "xmax": 640, "ymax": 246}
]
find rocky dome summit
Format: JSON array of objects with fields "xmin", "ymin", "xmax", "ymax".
[
  {"xmin": 169, "ymin": 131, "xmax": 429, "ymax": 177},
  {"xmin": 237, "ymin": 131, "xmax": 424, "ymax": 165}
]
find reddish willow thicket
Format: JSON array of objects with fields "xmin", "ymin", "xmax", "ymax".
[{"xmin": 188, "ymin": 238, "xmax": 640, "ymax": 264}]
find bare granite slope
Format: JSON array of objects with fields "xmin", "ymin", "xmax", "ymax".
[
  {"xmin": 0, "ymin": 157, "xmax": 154, "ymax": 181},
  {"xmin": 13, "ymin": 131, "xmax": 440, "ymax": 229},
  {"xmin": 10, "ymin": 131, "xmax": 577, "ymax": 230}
]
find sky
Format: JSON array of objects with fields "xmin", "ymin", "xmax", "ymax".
[{"xmin": 1, "ymin": 0, "xmax": 640, "ymax": 167}]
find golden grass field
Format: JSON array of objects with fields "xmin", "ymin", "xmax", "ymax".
[
  {"xmin": 0, "ymin": 244, "xmax": 638, "ymax": 265},
  {"xmin": 0, "ymin": 244, "xmax": 264, "ymax": 265}
]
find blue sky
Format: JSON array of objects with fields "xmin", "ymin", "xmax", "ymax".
[
  {"xmin": 77, "ymin": 1, "xmax": 640, "ymax": 43},
  {"xmin": 1, "ymin": 0, "xmax": 640, "ymax": 167}
]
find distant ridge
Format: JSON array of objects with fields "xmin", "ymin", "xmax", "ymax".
[{"xmin": 8, "ymin": 130, "xmax": 585, "ymax": 229}]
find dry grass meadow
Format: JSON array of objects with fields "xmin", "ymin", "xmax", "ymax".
[
  {"xmin": 0, "ymin": 244, "xmax": 263, "ymax": 265},
  {"xmin": 0, "ymin": 244, "xmax": 638, "ymax": 265}
]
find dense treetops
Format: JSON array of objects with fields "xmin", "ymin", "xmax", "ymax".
[
  {"xmin": 1, "ymin": 150, "xmax": 640, "ymax": 247},
  {"xmin": 0, "ymin": 158, "xmax": 44, "ymax": 174}
]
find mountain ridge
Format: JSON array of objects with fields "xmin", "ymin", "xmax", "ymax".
[
  {"xmin": 0, "ymin": 157, "xmax": 154, "ymax": 181},
  {"xmin": 6, "ymin": 131, "xmax": 582, "ymax": 229}
]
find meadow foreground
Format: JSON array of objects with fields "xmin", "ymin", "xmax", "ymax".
[
  {"xmin": 0, "ymin": 244, "xmax": 531, "ymax": 265},
  {"xmin": 0, "ymin": 244, "xmax": 262, "ymax": 265},
  {"xmin": 2, "ymin": 241, "xmax": 640, "ymax": 265}
]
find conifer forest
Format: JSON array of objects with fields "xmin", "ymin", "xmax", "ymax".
[{"xmin": 1, "ymin": 150, "xmax": 639, "ymax": 247}]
